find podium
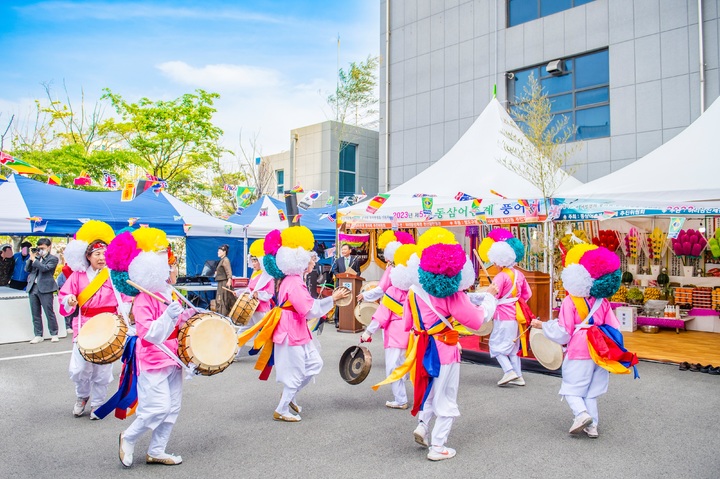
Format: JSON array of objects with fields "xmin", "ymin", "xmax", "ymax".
[
  {"xmin": 335, "ymin": 272, "xmax": 364, "ymax": 333},
  {"xmin": 478, "ymin": 265, "xmax": 550, "ymax": 320}
]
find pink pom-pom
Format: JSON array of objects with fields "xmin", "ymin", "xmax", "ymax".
[
  {"xmin": 106, "ymin": 232, "xmax": 140, "ymax": 272},
  {"xmin": 488, "ymin": 228, "xmax": 513, "ymax": 242},
  {"xmin": 691, "ymin": 243, "xmax": 703, "ymax": 256},
  {"xmin": 420, "ymin": 243, "xmax": 466, "ymax": 277},
  {"xmin": 264, "ymin": 230, "xmax": 282, "ymax": 255},
  {"xmin": 394, "ymin": 231, "xmax": 415, "ymax": 245},
  {"xmin": 689, "ymin": 234, "xmax": 698, "ymax": 244},
  {"xmin": 699, "ymin": 236, "xmax": 708, "ymax": 248},
  {"xmin": 579, "ymin": 247, "xmax": 620, "ymax": 279}
]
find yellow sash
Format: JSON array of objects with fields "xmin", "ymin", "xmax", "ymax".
[
  {"xmin": 77, "ymin": 268, "xmax": 110, "ymax": 308},
  {"xmin": 237, "ymin": 301, "xmax": 291, "ymax": 374},
  {"xmin": 571, "ymin": 295, "xmax": 589, "ymax": 320},
  {"xmin": 381, "ymin": 293, "xmax": 404, "ymax": 316},
  {"xmin": 503, "ymin": 268, "xmax": 529, "ymax": 356}
]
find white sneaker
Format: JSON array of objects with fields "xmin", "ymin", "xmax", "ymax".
[
  {"xmin": 583, "ymin": 424, "xmax": 599, "ymax": 438},
  {"xmin": 386, "ymin": 401, "xmax": 409, "ymax": 409},
  {"xmin": 90, "ymin": 408, "xmax": 100, "ymax": 420},
  {"xmin": 413, "ymin": 422, "xmax": 429, "ymax": 446},
  {"xmin": 50, "ymin": 336, "xmax": 59, "ymax": 342},
  {"xmin": 508, "ymin": 376, "xmax": 525, "ymax": 386},
  {"xmin": 497, "ymin": 371, "xmax": 519, "ymax": 386},
  {"xmin": 66, "ymin": 328, "xmax": 73, "ymax": 334},
  {"xmin": 73, "ymin": 397, "xmax": 88, "ymax": 417},
  {"xmin": 569, "ymin": 411, "xmax": 593, "ymax": 434},
  {"xmin": 29, "ymin": 336, "xmax": 43, "ymax": 344},
  {"xmin": 427, "ymin": 447, "xmax": 456, "ymax": 461},
  {"xmin": 119, "ymin": 433, "xmax": 134, "ymax": 467},
  {"xmin": 146, "ymin": 453, "xmax": 182, "ymax": 465}
]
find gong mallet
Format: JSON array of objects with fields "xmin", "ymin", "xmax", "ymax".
[{"xmin": 512, "ymin": 325, "xmax": 532, "ymax": 343}]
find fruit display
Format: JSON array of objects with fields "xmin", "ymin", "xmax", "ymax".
[
  {"xmin": 592, "ymin": 230, "xmax": 619, "ymax": 252},
  {"xmin": 643, "ymin": 287, "xmax": 661, "ymax": 301},
  {"xmin": 626, "ymin": 287, "xmax": 644, "ymax": 304},
  {"xmin": 712, "ymin": 288, "xmax": 720, "ymax": 310},
  {"xmin": 646, "ymin": 227, "xmax": 667, "ymax": 261},
  {"xmin": 675, "ymin": 287, "xmax": 694, "ymax": 307},
  {"xmin": 611, "ymin": 285, "xmax": 628, "ymax": 303},
  {"xmin": 692, "ymin": 287, "xmax": 713, "ymax": 309}
]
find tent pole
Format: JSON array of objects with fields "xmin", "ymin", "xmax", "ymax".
[{"xmin": 243, "ymin": 227, "xmax": 248, "ymax": 278}]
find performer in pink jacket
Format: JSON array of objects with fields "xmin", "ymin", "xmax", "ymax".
[
  {"xmin": 477, "ymin": 228, "xmax": 532, "ymax": 386},
  {"xmin": 59, "ymin": 220, "xmax": 120, "ymax": 419},
  {"xmin": 118, "ymin": 228, "xmax": 194, "ymax": 467}
]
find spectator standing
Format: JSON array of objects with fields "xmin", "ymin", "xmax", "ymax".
[
  {"xmin": 0, "ymin": 244, "xmax": 15, "ymax": 286},
  {"xmin": 8, "ymin": 241, "xmax": 32, "ymax": 290},
  {"xmin": 25, "ymin": 238, "xmax": 60, "ymax": 343},
  {"xmin": 214, "ymin": 244, "xmax": 234, "ymax": 316}
]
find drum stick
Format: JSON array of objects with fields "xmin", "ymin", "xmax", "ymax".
[
  {"xmin": 512, "ymin": 325, "xmax": 532, "ymax": 343},
  {"xmin": 472, "ymin": 250, "xmax": 493, "ymax": 281},
  {"xmin": 223, "ymin": 286, "xmax": 238, "ymax": 296},
  {"xmin": 127, "ymin": 280, "xmax": 171, "ymax": 305}
]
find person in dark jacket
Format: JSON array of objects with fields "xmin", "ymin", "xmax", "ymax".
[{"xmin": 25, "ymin": 238, "xmax": 59, "ymax": 343}]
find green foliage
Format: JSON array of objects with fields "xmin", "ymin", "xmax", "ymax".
[
  {"xmin": 102, "ymin": 89, "xmax": 228, "ymax": 192},
  {"xmin": 327, "ymin": 55, "xmax": 379, "ymax": 127}
]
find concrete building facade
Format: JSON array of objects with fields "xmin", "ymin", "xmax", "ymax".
[
  {"xmin": 379, "ymin": 0, "xmax": 720, "ymax": 189},
  {"xmin": 265, "ymin": 120, "xmax": 380, "ymax": 202}
]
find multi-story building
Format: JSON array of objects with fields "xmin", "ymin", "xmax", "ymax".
[
  {"xmin": 379, "ymin": 0, "xmax": 720, "ymax": 188},
  {"xmin": 265, "ymin": 120, "xmax": 380, "ymax": 202}
]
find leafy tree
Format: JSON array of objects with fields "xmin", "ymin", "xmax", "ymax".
[{"xmin": 101, "ymin": 88, "xmax": 227, "ymax": 194}]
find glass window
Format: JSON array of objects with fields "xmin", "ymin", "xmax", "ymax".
[
  {"xmin": 339, "ymin": 142, "xmax": 357, "ymax": 199},
  {"xmin": 275, "ymin": 169, "xmax": 284, "ymax": 195},
  {"xmin": 339, "ymin": 143, "xmax": 356, "ymax": 172},
  {"xmin": 339, "ymin": 172, "xmax": 356, "ymax": 199},
  {"xmin": 508, "ymin": 0, "xmax": 595, "ymax": 27},
  {"xmin": 508, "ymin": 49, "xmax": 609, "ymax": 141}
]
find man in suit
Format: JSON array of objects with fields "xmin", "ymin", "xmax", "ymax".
[
  {"xmin": 331, "ymin": 244, "xmax": 359, "ymax": 277},
  {"xmin": 25, "ymin": 237, "xmax": 60, "ymax": 343}
]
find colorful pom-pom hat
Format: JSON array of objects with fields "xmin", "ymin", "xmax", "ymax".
[
  {"xmin": 561, "ymin": 244, "xmax": 621, "ymax": 299},
  {"xmin": 477, "ymin": 228, "xmax": 525, "ymax": 268},
  {"xmin": 376, "ymin": 230, "xmax": 415, "ymax": 264},
  {"xmin": 63, "ymin": 220, "xmax": 116, "ymax": 273},
  {"xmin": 416, "ymin": 227, "xmax": 476, "ymax": 298}
]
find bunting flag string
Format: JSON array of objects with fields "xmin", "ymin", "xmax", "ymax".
[
  {"xmin": 366, "ymin": 194, "xmax": 389, "ymax": 214},
  {"xmin": 0, "ymin": 151, "xmax": 45, "ymax": 175},
  {"xmin": 289, "ymin": 184, "xmax": 304, "ymax": 193}
]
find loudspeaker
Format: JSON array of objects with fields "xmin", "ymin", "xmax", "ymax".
[{"xmin": 284, "ymin": 191, "xmax": 298, "ymax": 226}]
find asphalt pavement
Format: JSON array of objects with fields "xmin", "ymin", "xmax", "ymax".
[{"xmin": 1, "ymin": 327, "xmax": 718, "ymax": 479}]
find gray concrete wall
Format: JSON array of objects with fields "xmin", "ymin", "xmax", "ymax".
[{"xmin": 380, "ymin": 0, "xmax": 720, "ymax": 188}]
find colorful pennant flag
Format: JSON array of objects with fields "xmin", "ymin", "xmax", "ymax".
[
  {"xmin": 259, "ymin": 207, "xmax": 268, "ymax": 217},
  {"xmin": 324, "ymin": 246, "xmax": 336, "ymax": 258},
  {"xmin": 366, "ymin": 194, "xmax": 389, "ymax": 214},
  {"xmin": 298, "ymin": 190, "xmax": 324, "ymax": 209},
  {"xmin": 224, "ymin": 225, "xmax": 233, "ymax": 234},
  {"xmin": 103, "ymin": 172, "xmax": 117, "ymax": 189},
  {"xmin": 223, "ymin": 184, "xmax": 238, "ymax": 192},
  {"xmin": 32, "ymin": 219, "xmax": 48, "ymax": 233},
  {"xmin": 471, "ymin": 198, "xmax": 483, "ymax": 210},
  {"xmin": 421, "ymin": 196, "xmax": 434, "ymax": 215},
  {"xmin": 292, "ymin": 214, "xmax": 303, "ymax": 224},
  {"xmin": 517, "ymin": 199, "xmax": 530, "ymax": 207},
  {"xmin": 455, "ymin": 192, "xmax": 473, "ymax": 202},
  {"xmin": 490, "ymin": 189, "xmax": 507, "ymax": 199},
  {"xmin": 319, "ymin": 213, "xmax": 337, "ymax": 223},
  {"xmin": 120, "ymin": 182, "xmax": 137, "ymax": 202},
  {"xmin": 353, "ymin": 187, "xmax": 367, "ymax": 203},
  {"xmin": 290, "ymin": 184, "xmax": 304, "ymax": 193},
  {"xmin": 0, "ymin": 175, "xmax": 7, "ymax": 183},
  {"xmin": 74, "ymin": 171, "xmax": 92, "ymax": 187},
  {"xmin": 128, "ymin": 218, "xmax": 139, "ymax": 226},
  {"xmin": 412, "ymin": 193, "xmax": 436, "ymax": 198},
  {"xmin": 277, "ymin": 209, "xmax": 286, "ymax": 221},
  {"xmin": 0, "ymin": 151, "xmax": 45, "ymax": 175},
  {"xmin": 236, "ymin": 186, "xmax": 255, "ymax": 210},
  {"xmin": 47, "ymin": 175, "xmax": 60, "ymax": 186},
  {"xmin": 325, "ymin": 196, "xmax": 334, "ymax": 206}
]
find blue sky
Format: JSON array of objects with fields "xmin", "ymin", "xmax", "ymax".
[{"xmin": 0, "ymin": 0, "xmax": 379, "ymax": 164}]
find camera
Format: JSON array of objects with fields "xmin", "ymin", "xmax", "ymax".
[{"xmin": 30, "ymin": 247, "xmax": 39, "ymax": 253}]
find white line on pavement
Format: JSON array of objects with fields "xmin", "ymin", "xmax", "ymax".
[{"xmin": 0, "ymin": 350, "xmax": 72, "ymax": 361}]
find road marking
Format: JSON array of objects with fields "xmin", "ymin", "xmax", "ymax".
[{"xmin": 0, "ymin": 350, "xmax": 72, "ymax": 361}]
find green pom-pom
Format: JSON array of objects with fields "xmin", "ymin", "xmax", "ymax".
[
  {"xmin": 418, "ymin": 270, "xmax": 461, "ymax": 298},
  {"xmin": 590, "ymin": 270, "xmax": 621, "ymax": 299},
  {"xmin": 263, "ymin": 255, "xmax": 285, "ymax": 280},
  {"xmin": 110, "ymin": 270, "xmax": 139, "ymax": 296}
]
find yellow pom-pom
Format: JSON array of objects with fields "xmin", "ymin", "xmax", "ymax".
[
  {"xmin": 564, "ymin": 243, "xmax": 598, "ymax": 266},
  {"xmin": 76, "ymin": 220, "xmax": 115, "ymax": 245},
  {"xmin": 249, "ymin": 239, "xmax": 265, "ymax": 258},
  {"xmin": 377, "ymin": 230, "xmax": 397, "ymax": 250},
  {"xmin": 394, "ymin": 244, "xmax": 418, "ymax": 267},
  {"xmin": 132, "ymin": 227, "xmax": 169, "ymax": 253},
  {"xmin": 477, "ymin": 237, "xmax": 494, "ymax": 263},
  {"xmin": 280, "ymin": 226, "xmax": 314, "ymax": 251},
  {"xmin": 417, "ymin": 227, "xmax": 457, "ymax": 251}
]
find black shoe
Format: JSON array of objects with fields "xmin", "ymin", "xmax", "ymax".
[
  {"xmin": 709, "ymin": 367, "xmax": 720, "ymax": 375},
  {"xmin": 679, "ymin": 361, "xmax": 690, "ymax": 371},
  {"xmin": 689, "ymin": 363, "xmax": 701, "ymax": 372},
  {"xmin": 700, "ymin": 364, "xmax": 713, "ymax": 373}
]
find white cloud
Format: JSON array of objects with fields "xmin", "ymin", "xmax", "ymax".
[{"xmin": 157, "ymin": 61, "xmax": 282, "ymax": 90}]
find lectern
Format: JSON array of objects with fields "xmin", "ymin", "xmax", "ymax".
[{"xmin": 335, "ymin": 272, "xmax": 365, "ymax": 333}]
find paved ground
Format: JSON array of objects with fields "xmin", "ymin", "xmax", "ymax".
[{"xmin": 1, "ymin": 327, "xmax": 719, "ymax": 479}]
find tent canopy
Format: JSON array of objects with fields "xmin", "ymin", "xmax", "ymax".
[
  {"xmin": 228, "ymin": 195, "xmax": 336, "ymax": 243},
  {"xmin": 562, "ymin": 97, "xmax": 720, "ymax": 202},
  {"xmin": 0, "ymin": 174, "xmax": 243, "ymax": 237},
  {"xmin": 340, "ymin": 98, "xmax": 581, "ymax": 226}
]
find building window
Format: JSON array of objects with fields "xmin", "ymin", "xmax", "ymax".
[
  {"xmin": 338, "ymin": 142, "xmax": 357, "ymax": 199},
  {"xmin": 508, "ymin": 49, "xmax": 609, "ymax": 141},
  {"xmin": 508, "ymin": 0, "xmax": 595, "ymax": 27},
  {"xmin": 275, "ymin": 169, "xmax": 284, "ymax": 195}
]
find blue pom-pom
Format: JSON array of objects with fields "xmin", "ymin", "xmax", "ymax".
[
  {"xmin": 590, "ymin": 270, "xmax": 621, "ymax": 298},
  {"xmin": 419, "ymin": 270, "xmax": 461, "ymax": 298},
  {"xmin": 506, "ymin": 238, "xmax": 525, "ymax": 263},
  {"xmin": 110, "ymin": 270, "xmax": 139, "ymax": 296},
  {"xmin": 264, "ymin": 255, "xmax": 285, "ymax": 280}
]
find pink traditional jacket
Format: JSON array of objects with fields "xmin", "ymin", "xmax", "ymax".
[
  {"xmin": 248, "ymin": 270, "xmax": 274, "ymax": 313},
  {"xmin": 492, "ymin": 268, "xmax": 532, "ymax": 321},
  {"xmin": 403, "ymin": 290, "xmax": 486, "ymax": 365},
  {"xmin": 133, "ymin": 290, "xmax": 194, "ymax": 373},
  {"xmin": 272, "ymin": 275, "xmax": 326, "ymax": 347},
  {"xmin": 558, "ymin": 296, "xmax": 621, "ymax": 360},
  {"xmin": 58, "ymin": 268, "xmax": 120, "ymax": 341}
]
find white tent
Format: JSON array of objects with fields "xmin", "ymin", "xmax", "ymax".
[
  {"xmin": 563, "ymin": 97, "xmax": 720, "ymax": 202},
  {"xmin": 340, "ymin": 98, "xmax": 581, "ymax": 226},
  {"xmin": 228, "ymin": 195, "xmax": 287, "ymax": 238}
]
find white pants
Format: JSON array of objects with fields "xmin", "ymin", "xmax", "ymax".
[
  {"xmin": 560, "ymin": 359, "xmax": 609, "ymax": 427},
  {"xmin": 274, "ymin": 339, "xmax": 323, "ymax": 415},
  {"xmin": 417, "ymin": 363, "xmax": 460, "ymax": 449},
  {"xmin": 489, "ymin": 320, "xmax": 522, "ymax": 376},
  {"xmin": 68, "ymin": 343, "xmax": 114, "ymax": 407},
  {"xmin": 123, "ymin": 366, "xmax": 183, "ymax": 456},
  {"xmin": 385, "ymin": 347, "xmax": 408, "ymax": 404}
]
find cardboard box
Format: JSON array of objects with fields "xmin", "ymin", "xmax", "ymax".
[{"xmin": 616, "ymin": 306, "xmax": 637, "ymax": 332}]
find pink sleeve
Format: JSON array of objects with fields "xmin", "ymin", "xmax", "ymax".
[
  {"xmin": 378, "ymin": 266, "xmax": 392, "ymax": 291},
  {"xmin": 133, "ymin": 293, "xmax": 162, "ymax": 340},
  {"xmin": 58, "ymin": 271, "xmax": 80, "ymax": 316},
  {"xmin": 445, "ymin": 292, "xmax": 484, "ymax": 331},
  {"xmin": 519, "ymin": 274, "xmax": 532, "ymax": 301},
  {"xmin": 262, "ymin": 280, "xmax": 275, "ymax": 295},
  {"xmin": 287, "ymin": 276, "xmax": 315, "ymax": 318},
  {"xmin": 492, "ymin": 272, "xmax": 511, "ymax": 298},
  {"xmin": 558, "ymin": 296, "xmax": 578, "ymax": 336},
  {"xmin": 403, "ymin": 296, "xmax": 413, "ymax": 332},
  {"xmin": 597, "ymin": 300, "xmax": 621, "ymax": 329}
]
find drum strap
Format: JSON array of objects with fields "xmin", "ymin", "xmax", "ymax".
[
  {"xmin": 77, "ymin": 267, "xmax": 110, "ymax": 308},
  {"xmin": 381, "ymin": 293, "xmax": 404, "ymax": 316}
]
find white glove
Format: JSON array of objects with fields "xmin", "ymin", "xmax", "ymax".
[
  {"xmin": 360, "ymin": 331, "xmax": 372, "ymax": 343},
  {"xmin": 165, "ymin": 301, "xmax": 183, "ymax": 319}
]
